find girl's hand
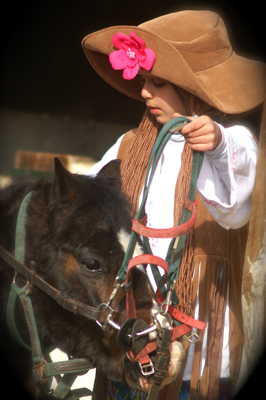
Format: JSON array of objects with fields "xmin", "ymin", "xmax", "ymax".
[{"xmin": 173, "ymin": 114, "xmax": 222, "ymax": 152}]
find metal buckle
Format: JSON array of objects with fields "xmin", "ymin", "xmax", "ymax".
[
  {"xmin": 95, "ymin": 281, "xmax": 125, "ymax": 330},
  {"xmin": 106, "ymin": 314, "xmax": 121, "ymax": 331},
  {"xmin": 96, "ymin": 303, "xmax": 114, "ymax": 328},
  {"xmin": 12, "ymin": 277, "xmax": 31, "ymax": 296},
  {"xmin": 184, "ymin": 329, "xmax": 200, "ymax": 344},
  {"xmin": 96, "ymin": 303, "xmax": 121, "ymax": 331},
  {"xmin": 138, "ymin": 360, "xmax": 155, "ymax": 376},
  {"xmin": 134, "ymin": 324, "xmax": 157, "ymax": 338},
  {"xmin": 154, "ymin": 311, "xmax": 172, "ymax": 331},
  {"xmin": 160, "ymin": 290, "xmax": 172, "ymax": 315}
]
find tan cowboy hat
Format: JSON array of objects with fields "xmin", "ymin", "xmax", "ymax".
[{"xmin": 82, "ymin": 10, "xmax": 265, "ymax": 114}]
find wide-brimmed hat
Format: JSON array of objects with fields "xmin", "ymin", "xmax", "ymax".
[{"xmin": 82, "ymin": 10, "xmax": 265, "ymax": 114}]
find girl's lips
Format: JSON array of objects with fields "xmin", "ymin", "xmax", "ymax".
[{"xmin": 149, "ymin": 107, "xmax": 161, "ymax": 115}]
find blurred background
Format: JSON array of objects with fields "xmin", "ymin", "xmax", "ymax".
[{"xmin": 0, "ymin": 0, "xmax": 265, "ymax": 175}]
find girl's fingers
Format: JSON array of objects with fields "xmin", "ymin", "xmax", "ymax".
[
  {"xmin": 181, "ymin": 115, "xmax": 209, "ymax": 134},
  {"xmin": 186, "ymin": 133, "xmax": 214, "ymax": 144},
  {"xmin": 171, "ymin": 114, "xmax": 221, "ymax": 151},
  {"xmin": 188, "ymin": 143, "xmax": 215, "ymax": 152}
]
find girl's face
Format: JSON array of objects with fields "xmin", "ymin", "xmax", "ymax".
[{"xmin": 139, "ymin": 74, "xmax": 186, "ymax": 125}]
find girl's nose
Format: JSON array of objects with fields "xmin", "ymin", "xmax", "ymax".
[{"xmin": 141, "ymin": 81, "xmax": 153, "ymax": 100}]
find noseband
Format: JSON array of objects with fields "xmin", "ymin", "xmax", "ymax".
[{"xmin": 0, "ymin": 117, "xmax": 206, "ymax": 400}]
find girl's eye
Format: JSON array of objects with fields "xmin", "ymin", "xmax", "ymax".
[
  {"xmin": 152, "ymin": 78, "xmax": 166, "ymax": 87},
  {"xmin": 138, "ymin": 75, "xmax": 166, "ymax": 88}
]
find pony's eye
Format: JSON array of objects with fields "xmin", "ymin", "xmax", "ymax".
[{"xmin": 82, "ymin": 259, "xmax": 101, "ymax": 273}]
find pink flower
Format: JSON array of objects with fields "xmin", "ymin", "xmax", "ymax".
[{"xmin": 109, "ymin": 32, "xmax": 156, "ymax": 80}]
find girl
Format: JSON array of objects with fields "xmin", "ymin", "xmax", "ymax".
[{"xmin": 81, "ymin": 9, "xmax": 265, "ymax": 400}]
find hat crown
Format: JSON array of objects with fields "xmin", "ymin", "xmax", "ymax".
[{"xmin": 139, "ymin": 10, "xmax": 232, "ymax": 72}]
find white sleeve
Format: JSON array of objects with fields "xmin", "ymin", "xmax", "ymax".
[
  {"xmin": 85, "ymin": 134, "xmax": 125, "ymax": 176},
  {"xmin": 197, "ymin": 124, "xmax": 258, "ymax": 229}
]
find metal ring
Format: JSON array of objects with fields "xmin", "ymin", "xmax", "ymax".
[{"xmin": 106, "ymin": 315, "xmax": 121, "ymax": 331}]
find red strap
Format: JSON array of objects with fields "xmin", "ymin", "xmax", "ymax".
[
  {"xmin": 127, "ymin": 254, "xmax": 169, "ymax": 276},
  {"xmin": 127, "ymin": 341, "xmax": 157, "ymax": 363},
  {"xmin": 126, "ymin": 255, "xmax": 168, "ymax": 320},
  {"xmin": 126, "ymin": 288, "xmax": 137, "ymax": 319},
  {"xmin": 171, "ymin": 324, "xmax": 192, "ymax": 340},
  {"xmin": 155, "ymin": 292, "xmax": 206, "ymax": 331},
  {"xmin": 127, "ymin": 342, "xmax": 156, "ymax": 373},
  {"xmin": 132, "ymin": 200, "xmax": 197, "ymax": 238},
  {"xmin": 169, "ymin": 306, "xmax": 206, "ymax": 330}
]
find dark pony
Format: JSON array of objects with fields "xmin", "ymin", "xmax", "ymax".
[{"xmin": 0, "ymin": 159, "xmax": 152, "ymax": 398}]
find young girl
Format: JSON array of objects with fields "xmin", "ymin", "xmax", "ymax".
[{"xmin": 81, "ymin": 9, "xmax": 265, "ymax": 400}]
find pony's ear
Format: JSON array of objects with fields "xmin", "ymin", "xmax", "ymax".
[
  {"xmin": 51, "ymin": 158, "xmax": 78, "ymax": 203},
  {"xmin": 97, "ymin": 160, "xmax": 122, "ymax": 188}
]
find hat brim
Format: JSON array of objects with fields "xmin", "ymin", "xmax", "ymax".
[{"xmin": 82, "ymin": 25, "xmax": 265, "ymax": 114}]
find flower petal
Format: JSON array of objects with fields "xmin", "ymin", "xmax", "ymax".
[
  {"xmin": 140, "ymin": 48, "xmax": 156, "ymax": 71},
  {"xmin": 109, "ymin": 49, "xmax": 128, "ymax": 70},
  {"xmin": 122, "ymin": 64, "xmax": 140, "ymax": 80},
  {"xmin": 130, "ymin": 32, "xmax": 145, "ymax": 50},
  {"xmin": 112, "ymin": 32, "xmax": 130, "ymax": 49}
]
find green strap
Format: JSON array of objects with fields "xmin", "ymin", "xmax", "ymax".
[
  {"xmin": 116, "ymin": 117, "xmax": 196, "ymax": 283},
  {"xmin": 10, "ymin": 190, "xmax": 45, "ymax": 364},
  {"xmin": 6, "ymin": 191, "xmax": 33, "ymax": 350},
  {"xmin": 51, "ymin": 372, "xmax": 93, "ymax": 399},
  {"xmin": 137, "ymin": 117, "xmax": 190, "ymax": 220},
  {"xmin": 20, "ymin": 292, "xmax": 44, "ymax": 364},
  {"xmin": 52, "ymin": 374, "xmax": 77, "ymax": 399},
  {"xmin": 6, "ymin": 190, "xmax": 46, "ymax": 363},
  {"xmin": 6, "ymin": 283, "xmax": 32, "ymax": 350},
  {"xmin": 44, "ymin": 358, "xmax": 91, "ymax": 377},
  {"xmin": 14, "ymin": 191, "xmax": 33, "ymax": 262}
]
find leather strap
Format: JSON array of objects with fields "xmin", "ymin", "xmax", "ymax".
[
  {"xmin": 132, "ymin": 201, "xmax": 197, "ymax": 239},
  {"xmin": 127, "ymin": 254, "xmax": 169, "ymax": 276}
]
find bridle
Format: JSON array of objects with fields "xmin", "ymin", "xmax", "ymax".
[{"xmin": 0, "ymin": 117, "xmax": 206, "ymax": 400}]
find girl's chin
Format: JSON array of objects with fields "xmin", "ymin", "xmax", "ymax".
[
  {"xmin": 155, "ymin": 116, "xmax": 170, "ymax": 125},
  {"xmin": 148, "ymin": 109, "xmax": 169, "ymax": 125}
]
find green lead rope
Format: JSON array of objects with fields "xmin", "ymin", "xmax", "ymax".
[{"xmin": 116, "ymin": 117, "xmax": 204, "ymax": 297}]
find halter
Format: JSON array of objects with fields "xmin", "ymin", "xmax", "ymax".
[{"xmin": 0, "ymin": 117, "xmax": 206, "ymax": 399}]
